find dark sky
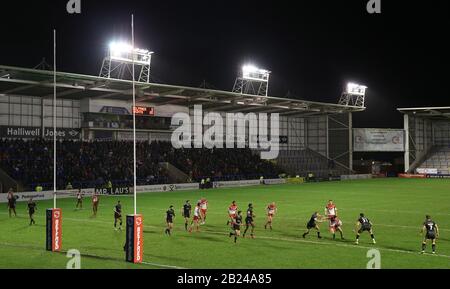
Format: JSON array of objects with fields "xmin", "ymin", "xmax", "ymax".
[{"xmin": 0, "ymin": 0, "xmax": 449, "ymax": 128}]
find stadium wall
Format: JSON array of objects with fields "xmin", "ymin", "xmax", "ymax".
[{"xmin": 0, "ymin": 94, "xmax": 81, "ymax": 129}]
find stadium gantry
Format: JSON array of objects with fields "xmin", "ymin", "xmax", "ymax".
[{"xmin": 0, "ymin": 64, "xmax": 366, "ymax": 192}]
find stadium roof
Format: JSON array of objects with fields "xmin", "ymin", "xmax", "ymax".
[
  {"xmin": 0, "ymin": 65, "xmax": 365, "ymax": 117},
  {"xmin": 397, "ymin": 107, "xmax": 450, "ymax": 120}
]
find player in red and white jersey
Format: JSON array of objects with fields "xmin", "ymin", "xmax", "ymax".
[
  {"xmin": 188, "ymin": 202, "xmax": 202, "ymax": 233},
  {"xmin": 92, "ymin": 193, "xmax": 99, "ymax": 217},
  {"xmin": 227, "ymin": 201, "xmax": 238, "ymax": 226},
  {"xmin": 199, "ymin": 198, "xmax": 208, "ymax": 224},
  {"xmin": 329, "ymin": 215, "xmax": 344, "ymax": 240},
  {"xmin": 264, "ymin": 202, "xmax": 277, "ymax": 230},
  {"xmin": 325, "ymin": 200, "xmax": 337, "ymax": 219}
]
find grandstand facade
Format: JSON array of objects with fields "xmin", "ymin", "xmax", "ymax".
[
  {"xmin": 0, "ymin": 65, "xmax": 364, "ymax": 192},
  {"xmin": 398, "ymin": 107, "xmax": 450, "ymax": 175}
]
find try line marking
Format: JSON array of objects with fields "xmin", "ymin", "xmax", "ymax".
[{"xmin": 0, "ymin": 241, "xmax": 187, "ymax": 269}]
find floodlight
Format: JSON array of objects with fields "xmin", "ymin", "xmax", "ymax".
[
  {"xmin": 346, "ymin": 82, "xmax": 367, "ymax": 96},
  {"xmin": 242, "ymin": 64, "xmax": 270, "ymax": 82},
  {"xmin": 108, "ymin": 41, "xmax": 153, "ymax": 65}
]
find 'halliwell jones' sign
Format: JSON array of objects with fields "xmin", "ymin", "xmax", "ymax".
[{"xmin": 0, "ymin": 126, "xmax": 80, "ymax": 140}]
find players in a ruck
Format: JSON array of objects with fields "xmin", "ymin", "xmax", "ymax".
[
  {"xmin": 27, "ymin": 198, "xmax": 37, "ymax": 226},
  {"xmin": 229, "ymin": 211, "xmax": 243, "ymax": 243},
  {"xmin": 165, "ymin": 205, "xmax": 175, "ymax": 236},
  {"xmin": 114, "ymin": 200, "xmax": 123, "ymax": 231},
  {"xmin": 92, "ymin": 193, "xmax": 99, "ymax": 217},
  {"xmin": 243, "ymin": 203, "xmax": 256, "ymax": 238},
  {"xmin": 264, "ymin": 202, "xmax": 277, "ymax": 230},
  {"xmin": 355, "ymin": 213, "xmax": 376, "ymax": 244},
  {"xmin": 182, "ymin": 200, "xmax": 192, "ymax": 231},
  {"xmin": 302, "ymin": 212, "xmax": 324, "ymax": 239},
  {"xmin": 76, "ymin": 189, "xmax": 83, "ymax": 209},
  {"xmin": 227, "ymin": 201, "xmax": 238, "ymax": 226},
  {"xmin": 421, "ymin": 215, "xmax": 439, "ymax": 254}
]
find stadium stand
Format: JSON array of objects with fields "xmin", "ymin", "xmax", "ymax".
[
  {"xmin": 277, "ymin": 149, "xmax": 349, "ymax": 179},
  {"xmin": 0, "ymin": 139, "xmax": 282, "ymax": 191},
  {"xmin": 418, "ymin": 146, "xmax": 450, "ymax": 175}
]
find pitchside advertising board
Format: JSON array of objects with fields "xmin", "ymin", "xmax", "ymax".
[
  {"xmin": 0, "ymin": 126, "xmax": 81, "ymax": 139},
  {"xmin": 125, "ymin": 214, "xmax": 144, "ymax": 263},
  {"xmin": 46, "ymin": 208, "xmax": 62, "ymax": 252},
  {"xmin": 95, "ymin": 186, "xmax": 131, "ymax": 195},
  {"xmin": 353, "ymin": 128, "xmax": 405, "ymax": 152}
]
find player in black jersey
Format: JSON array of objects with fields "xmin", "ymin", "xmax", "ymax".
[
  {"xmin": 27, "ymin": 198, "xmax": 37, "ymax": 225},
  {"xmin": 302, "ymin": 212, "xmax": 324, "ymax": 239},
  {"xmin": 421, "ymin": 215, "xmax": 439, "ymax": 254},
  {"xmin": 355, "ymin": 213, "xmax": 376, "ymax": 244},
  {"xmin": 114, "ymin": 200, "xmax": 123, "ymax": 230},
  {"xmin": 229, "ymin": 211, "xmax": 243, "ymax": 243},
  {"xmin": 165, "ymin": 205, "xmax": 176, "ymax": 236},
  {"xmin": 243, "ymin": 203, "xmax": 255, "ymax": 238},
  {"xmin": 76, "ymin": 189, "xmax": 83, "ymax": 209},
  {"xmin": 182, "ymin": 200, "xmax": 192, "ymax": 231},
  {"xmin": 7, "ymin": 189, "xmax": 17, "ymax": 217}
]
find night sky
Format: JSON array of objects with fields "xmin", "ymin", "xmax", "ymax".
[{"xmin": 1, "ymin": 0, "xmax": 449, "ymax": 129}]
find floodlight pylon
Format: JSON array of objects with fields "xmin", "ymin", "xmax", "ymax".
[
  {"xmin": 338, "ymin": 83, "xmax": 367, "ymax": 107},
  {"xmin": 233, "ymin": 65, "xmax": 271, "ymax": 96},
  {"xmin": 99, "ymin": 42, "xmax": 153, "ymax": 83}
]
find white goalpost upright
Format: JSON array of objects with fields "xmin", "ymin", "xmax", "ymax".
[
  {"xmin": 132, "ymin": 14, "xmax": 137, "ymax": 216},
  {"xmin": 53, "ymin": 29, "xmax": 57, "ymax": 210},
  {"xmin": 46, "ymin": 29, "xmax": 62, "ymax": 252},
  {"xmin": 125, "ymin": 14, "xmax": 144, "ymax": 264}
]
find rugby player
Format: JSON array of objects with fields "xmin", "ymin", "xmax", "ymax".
[
  {"xmin": 355, "ymin": 213, "xmax": 376, "ymax": 244},
  {"xmin": 330, "ymin": 215, "xmax": 344, "ymax": 240},
  {"xmin": 199, "ymin": 198, "xmax": 208, "ymax": 224},
  {"xmin": 227, "ymin": 201, "xmax": 238, "ymax": 226},
  {"xmin": 76, "ymin": 189, "xmax": 83, "ymax": 209},
  {"xmin": 421, "ymin": 215, "xmax": 439, "ymax": 254},
  {"xmin": 114, "ymin": 200, "xmax": 122, "ymax": 231},
  {"xmin": 229, "ymin": 211, "xmax": 243, "ymax": 243},
  {"xmin": 188, "ymin": 202, "xmax": 201, "ymax": 233},
  {"xmin": 302, "ymin": 211, "xmax": 324, "ymax": 239},
  {"xmin": 92, "ymin": 193, "xmax": 99, "ymax": 217},
  {"xmin": 264, "ymin": 202, "xmax": 277, "ymax": 230},
  {"xmin": 165, "ymin": 205, "xmax": 175, "ymax": 236},
  {"xmin": 243, "ymin": 203, "xmax": 256, "ymax": 238},
  {"xmin": 182, "ymin": 200, "xmax": 192, "ymax": 231},
  {"xmin": 325, "ymin": 200, "xmax": 337, "ymax": 219},
  {"xmin": 27, "ymin": 198, "xmax": 37, "ymax": 225},
  {"xmin": 7, "ymin": 188, "xmax": 17, "ymax": 217}
]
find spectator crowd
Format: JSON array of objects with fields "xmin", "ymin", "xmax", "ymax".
[{"xmin": 0, "ymin": 139, "xmax": 281, "ymax": 191}]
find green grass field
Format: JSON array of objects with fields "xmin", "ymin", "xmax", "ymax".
[{"xmin": 0, "ymin": 178, "xmax": 449, "ymax": 269}]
